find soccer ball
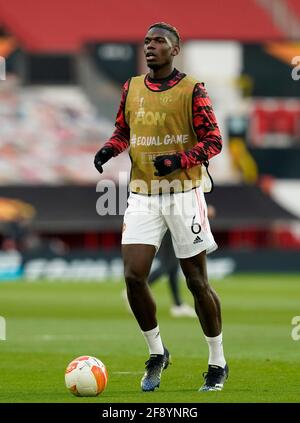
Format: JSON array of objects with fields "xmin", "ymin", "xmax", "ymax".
[{"xmin": 65, "ymin": 355, "xmax": 108, "ymax": 397}]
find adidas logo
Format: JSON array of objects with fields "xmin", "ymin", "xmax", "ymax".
[{"xmin": 193, "ymin": 236, "xmax": 203, "ymax": 244}]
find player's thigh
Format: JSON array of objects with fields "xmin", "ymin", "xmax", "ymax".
[
  {"xmin": 164, "ymin": 188, "xmax": 217, "ymax": 259},
  {"xmin": 122, "ymin": 193, "xmax": 167, "ymax": 251}
]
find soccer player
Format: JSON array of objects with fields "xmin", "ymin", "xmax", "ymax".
[{"xmin": 94, "ymin": 22, "xmax": 228, "ymax": 392}]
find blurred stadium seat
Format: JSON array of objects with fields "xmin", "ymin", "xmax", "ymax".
[
  {"xmin": 0, "ymin": 77, "xmax": 130, "ymax": 184},
  {"xmin": 286, "ymin": 0, "xmax": 300, "ymax": 19},
  {"xmin": 250, "ymin": 99, "xmax": 300, "ymax": 147}
]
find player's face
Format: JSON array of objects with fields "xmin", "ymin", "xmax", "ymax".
[{"xmin": 144, "ymin": 28, "xmax": 179, "ymax": 70}]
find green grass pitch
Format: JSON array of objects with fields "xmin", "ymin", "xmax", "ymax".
[{"xmin": 0, "ymin": 274, "xmax": 299, "ymax": 403}]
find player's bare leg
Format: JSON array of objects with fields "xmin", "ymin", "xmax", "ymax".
[
  {"xmin": 122, "ymin": 244, "xmax": 170, "ymax": 391},
  {"xmin": 180, "ymin": 251, "xmax": 221, "ymax": 336},
  {"xmin": 180, "ymin": 251, "xmax": 228, "ymax": 391},
  {"xmin": 122, "ymin": 244, "xmax": 157, "ymax": 330}
]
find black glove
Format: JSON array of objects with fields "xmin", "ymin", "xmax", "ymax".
[
  {"xmin": 153, "ymin": 154, "xmax": 182, "ymax": 176},
  {"xmin": 94, "ymin": 147, "xmax": 114, "ymax": 174}
]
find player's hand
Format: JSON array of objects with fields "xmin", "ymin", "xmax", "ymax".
[
  {"xmin": 153, "ymin": 154, "xmax": 182, "ymax": 176},
  {"xmin": 94, "ymin": 147, "xmax": 114, "ymax": 174}
]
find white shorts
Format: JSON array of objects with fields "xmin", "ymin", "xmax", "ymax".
[{"xmin": 121, "ymin": 187, "xmax": 217, "ymax": 259}]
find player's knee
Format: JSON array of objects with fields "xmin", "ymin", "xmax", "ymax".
[
  {"xmin": 124, "ymin": 270, "xmax": 147, "ymax": 290},
  {"xmin": 186, "ymin": 275, "xmax": 209, "ymax": 296}
]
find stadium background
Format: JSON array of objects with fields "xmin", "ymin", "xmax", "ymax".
[{"xmin": 0, "ymin": 0, "xmax": 299, "ymax": 404}]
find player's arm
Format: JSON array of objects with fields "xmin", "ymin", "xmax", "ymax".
[
  {"xmin": 153, "ymin": 83, "xmax": 222, "ymax": 176},
  {"xmin": 94, "ymin": 80, "xmax": 130, "ymax": 173},
  {"xmin": 180, "ymin": 83, "xmax": 222, "ymax": 168}
]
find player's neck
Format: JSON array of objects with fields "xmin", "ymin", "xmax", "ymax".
[{"xmin": 149, "ymin": 64, "xmax": 174, "ymax": 80}]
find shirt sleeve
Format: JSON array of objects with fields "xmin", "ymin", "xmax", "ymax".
[
  {"xmin": 103, "ymin": 79, "xmax": 130, "ymax": 156},
  {"xmin": 180, "ymin": 83, "xmax": 222, "ymax": 169}
]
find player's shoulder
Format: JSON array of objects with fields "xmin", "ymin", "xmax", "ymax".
[
  {"xmin": 180, "ymin": 75, "xmax": 205, "ymax": 90},
  {"xmin": 130, "ymin": 74, "xmax": 146, "ymax": 83},
  {"xmin": 125, "ymin": 75, "xmax": 146, "ymax": 91},
  {"xmin": 184, "ymin": 74, "xmax": 200, "ymax": 84}
]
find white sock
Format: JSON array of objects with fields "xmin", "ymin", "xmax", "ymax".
[
  {"xmin": 142, "ymin": 325, "xmax": 164, "ymax": 355},
  {"xmin": 205, "ymin": 333, "xmax": 226, "ymax": 368}
]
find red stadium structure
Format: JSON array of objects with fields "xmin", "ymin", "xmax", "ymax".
[
  {"xmin": 0, "ymin": 0, "xmax": 284, "ymax": 52},
  {"xmin": 286, "ymin": 0, "xmax": 300, "ymax": 19}
]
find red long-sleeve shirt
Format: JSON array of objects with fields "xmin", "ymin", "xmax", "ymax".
[{"xmin": 104, "ymin": 69, "xmax": 222, "ymax": 168}]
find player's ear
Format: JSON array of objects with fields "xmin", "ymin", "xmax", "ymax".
[{"xmin": 171, "ymin": 45, "xmax": 180, "ymax": 57}]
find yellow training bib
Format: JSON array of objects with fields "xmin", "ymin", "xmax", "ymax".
[{"xmin": 125, "ymin": 75, "xmax": 203, "ymax": 194}]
